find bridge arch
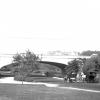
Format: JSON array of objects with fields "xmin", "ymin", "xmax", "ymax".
[{"xmin": 39, "ymin": 61, "xmax": 67, "ymax": 71}]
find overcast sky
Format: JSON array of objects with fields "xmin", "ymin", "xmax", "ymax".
[{"xmin": 0, "ymin": 0, "xmax": 100, "ymax": 54}]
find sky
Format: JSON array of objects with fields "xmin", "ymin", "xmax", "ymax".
[{"xmin": 0, "ymin": 0, "xmax": 100, "ymax": 54}]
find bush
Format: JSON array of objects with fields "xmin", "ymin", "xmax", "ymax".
[{"xmin": 14, "ymin": 74, "xmax": 25, "ymax": 81}]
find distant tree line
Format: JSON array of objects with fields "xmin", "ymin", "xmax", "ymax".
[{"xmin": 80, "ymin": 50, "xmax": 100, "ymax": 56}]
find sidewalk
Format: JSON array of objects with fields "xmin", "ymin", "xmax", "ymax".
[{"xmin": 0, "ymin": 77, "xmax": 58, "ymax": 87}]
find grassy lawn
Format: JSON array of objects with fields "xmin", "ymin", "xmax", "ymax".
[
  {"xmin": 62, "ymin": 82, "xmax": 100, "ymax": 91},
  {"xmin": 0, "ymin": 84, "xmax": 100, "ymax": 100}
]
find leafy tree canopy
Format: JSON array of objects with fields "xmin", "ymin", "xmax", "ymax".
[
  {"xmin": 64, "ymin": 58, "xmax": 84, "ymax": 78},
  {"xmin": 12, "ymin": 50, "xmax": 41, "ymax": 76},
  {"xmin": 83, "ymin": 54, "xmax": 100, "ymax": 75}
]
